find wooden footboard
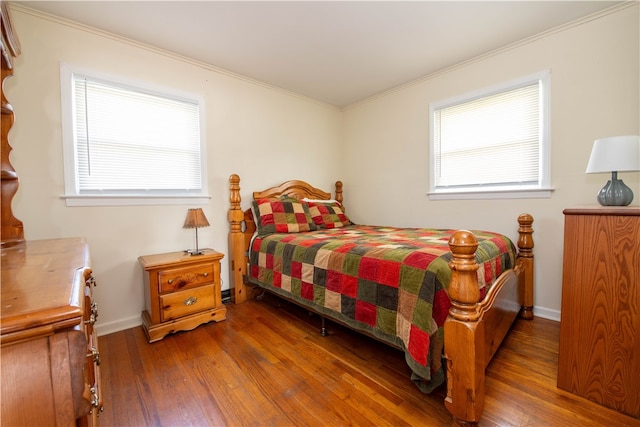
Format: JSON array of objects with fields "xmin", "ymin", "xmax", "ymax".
[
  {"xmin": 228, "ymin": 174, "xmax": 535, "ymax": 425},
  {"xmin": 444, "ymin": 214, "xmax": 534, "ymax": 425}
]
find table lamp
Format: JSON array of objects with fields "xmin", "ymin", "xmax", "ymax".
[
  {"xmin": 585, "ymin": 135, "xmax": 640, "ymax": 206},
  {"xmin": 183, "ymin": 208, "xmax": 209, "ymax": 255}
]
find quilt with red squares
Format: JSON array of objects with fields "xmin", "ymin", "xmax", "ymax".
[{"xmin": 248, "ymin": 224, "xmax": 516, "ymax": 393}]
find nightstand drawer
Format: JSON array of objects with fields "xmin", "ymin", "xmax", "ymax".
[
  {"xmin": 158, "ymin": 264, "xmax": 214, "ymax": 293},
  {"xmin": 160, "ymin": 285, "xmax": 215, "ymax": 321}
]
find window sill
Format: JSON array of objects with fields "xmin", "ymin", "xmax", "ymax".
[
  {"xmin": 62, "ymin": 194, "xmax": 211, "ymax": 207},
  {"xmin": 428, "ymin": 187, "xmax": 554, "ymax": 201}
]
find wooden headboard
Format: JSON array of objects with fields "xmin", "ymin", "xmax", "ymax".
[{"xmin": 253, "ymin": 179, "xmax": 341, "ymax": 202}]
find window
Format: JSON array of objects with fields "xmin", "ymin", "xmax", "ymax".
[
  {"xmin": 60, "ymin": 63, "xmax": 208, "ymax": 206},
  {"xmin": 429, "ymin": 70, "xmax": 552, "ymax": 199}
]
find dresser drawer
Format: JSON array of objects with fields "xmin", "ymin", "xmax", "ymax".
[
  {"xmin": 160, "ymin": 285, "xmax": 215, "ymax": 321},
  {"xmin": 158, "ymin": 264, "xmax": 214, "ymax": 293}
]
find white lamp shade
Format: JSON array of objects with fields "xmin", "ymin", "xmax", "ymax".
[{"xmin": 585, "ymin": 135, "xmax": 640, "ymax": 173}]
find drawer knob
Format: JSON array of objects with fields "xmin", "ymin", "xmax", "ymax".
[
  {"xmin": 92, "ymin": 301, "xmax": 99, "ymax": 318},
  {"xmin": 203, "ymin": 272, "xmax": 209, "ymax": 277},
  {"xmin": 86, "ymin": 275, "xmax": 97, "ymax": 287},
  {"xmin": 84, "ymin": 301, "xmax": 98, "ymax": 325},
  {"xmin": 85, "ymin": 313, "xmax": 97, "ymax": 326},
  {"xmin": 183, "ymin": 296, "xmax": 198, "ymax": 306},
  {"xmin": 89, "ymin": 386, "xmax": 100, "ymax": 409},
  {"xmin": 87, "ymin": 346, "xmax": 101, "ymax": 366},
  {"xmin": 168, "ymin": 279, "xmax": 174, "ymax": 284}
]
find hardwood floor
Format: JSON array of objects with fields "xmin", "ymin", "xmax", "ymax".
[{"xmin": 98, "ymin": 293, "xmax": 640, "ymax": 426}]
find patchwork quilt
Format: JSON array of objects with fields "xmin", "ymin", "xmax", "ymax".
[{"xmin": 248, "ymin": 225, "xmax": 516, "ymax": 393}]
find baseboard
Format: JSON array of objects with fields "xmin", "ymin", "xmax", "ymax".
[
  {"xmin": 96, "ymin": 314, "xmax": 142, "ymax": 337},
  {"xmin": 533, "ymin": 306, "xmax": 561, "ymax": 322}
]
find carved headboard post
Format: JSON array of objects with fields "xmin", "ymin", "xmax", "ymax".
[
  {"xmin": 228, "ymin": 174, "xmax": 248, "ymax": 304},
  {"xmin": 335, "ymin": 181, "xmax": 343, "ymax": 206},
  {"xmin": 1, "ymin": 0, "xmax": 24, "ymax": 247}
]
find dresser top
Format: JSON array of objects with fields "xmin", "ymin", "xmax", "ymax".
[
  {"xmin": 564, "ymin": 206, "xmax": 640, "ymax": 216},
  {"xmin": 1, "ymin": 238, "xmax": 90, "ymax": 341}
]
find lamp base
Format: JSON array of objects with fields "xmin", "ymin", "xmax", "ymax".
[
  {"xmin": 186, "ymin": 227, "xmax": 205, "ymax": 255},
  {"xmin": 185, "ymin": 249, "xmax": 205, "ymax": 256},
  {"xmin": 597, "ymin": 172, "xmax": 634, "ymax": 206}
]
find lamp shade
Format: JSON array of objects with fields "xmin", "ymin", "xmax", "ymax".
[
  {"xmin": 183, "ymin": 208, "xmax": 210, "ymax": 229},
  {"xmin": 585, "ymin": 135, "xmax": 640, "ymax": 174},
  {"xmin": 183, "ymin": 208, "xmax": 209, "ymax": 255}
]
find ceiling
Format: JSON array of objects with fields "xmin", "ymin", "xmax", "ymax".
[{"xmin": 16, "ymin": 1, "xmax": 622, "ymax": 107}]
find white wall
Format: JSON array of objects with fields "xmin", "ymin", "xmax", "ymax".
[
  {"xmin": 341, "ymin": 4, "xmax": 640, "ymax": 320},
  {"xmin": 6, "ymin": 7, "xmax": 342, "ymax": 335}
]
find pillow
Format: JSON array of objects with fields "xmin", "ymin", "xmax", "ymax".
[
  {"xmin": 304, "ymin": 200, "xmax": 352, "ymax": 229},
  {"xmin": 252, "ymin": 198, "xmax": 316, "ymax": 237}
]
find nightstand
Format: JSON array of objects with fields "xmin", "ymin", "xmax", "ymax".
[{"xmin": 139, "ymin": 249, "xmax": 226, "ymax": 343}]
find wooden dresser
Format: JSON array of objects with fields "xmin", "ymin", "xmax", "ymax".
[
  {"xmin": 1, "ymin": 238, "xmax": 103, "ymax": 426},
  {"xmin": 1, "ymin": 7, "xmax": 102, "ymax": 423},
  {"xmin": 558, "ymin": 206, "xmax": 640, "ymax": 418}
]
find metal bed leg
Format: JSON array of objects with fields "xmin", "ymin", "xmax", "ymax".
[{"xmin": 320, "ymin": 317, "xmax": 327, "ymax": 337}]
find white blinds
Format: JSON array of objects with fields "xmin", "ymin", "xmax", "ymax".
[
  {"xmin": 433, "ymin": 82, "xmax": 541, "ymax": 189},
  {"xmin": 73, "ymin": 76, "xmax": 202, "ymax": 193}
]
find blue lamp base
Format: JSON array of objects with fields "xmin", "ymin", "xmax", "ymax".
[{"xmin": 597, "ymin": 171, "xmax": 634, "ymax": 206}]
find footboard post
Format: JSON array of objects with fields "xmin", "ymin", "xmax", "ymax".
[
  {"xmin": 228, "ymin": 174, "xmax": 248, "ymax": 304},
  {"xmin": 517, "ymin": 213, "xmax": 534, "ymax": 320},
  {"xmin": 444, "ymin": 230, "xmax": 484, "ymax": 426}
]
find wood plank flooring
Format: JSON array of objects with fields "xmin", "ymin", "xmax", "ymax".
[{"xmin": 98, "ymin": 293, "xmax": 640, "ymax": 426}]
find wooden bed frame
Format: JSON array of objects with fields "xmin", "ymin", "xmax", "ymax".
[{"xmin": 227, "ymin": 174, "xmax": 534, "ymax": 426}]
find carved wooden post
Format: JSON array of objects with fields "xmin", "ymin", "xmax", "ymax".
[
  {"xmin": 447, "ymin": 231, "xmax": 480, "ymax": 320},
  {"xmin": 335, "ymin": 181, "xmax": 343, "ymax": 206},
  {"xmin": 228, "ymin": 174, "xmax": 247, "ymax": 303},
  {"xmin": 517, "ymin": 213, "xmax": 534, "ymax": 320},
  {"xmin": 444, "ymin": 230, "xmax": 484, "ymax": 425},
  {"xmin": 1, "ymin": 1, "xmax": 24, "ymax": 247}
]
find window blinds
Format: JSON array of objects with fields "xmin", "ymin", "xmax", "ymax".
[
  {"xmin": 433, "ymin": 82, "xmax": 541, "ymax": 190},
  {"xmin": 73, "ymin": 76, "xmax": 202, "ymax": 193}
]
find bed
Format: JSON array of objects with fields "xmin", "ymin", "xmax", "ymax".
[{"xmin": 227, "ymin": 174, "xmax": 534, "ymax": 426}]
